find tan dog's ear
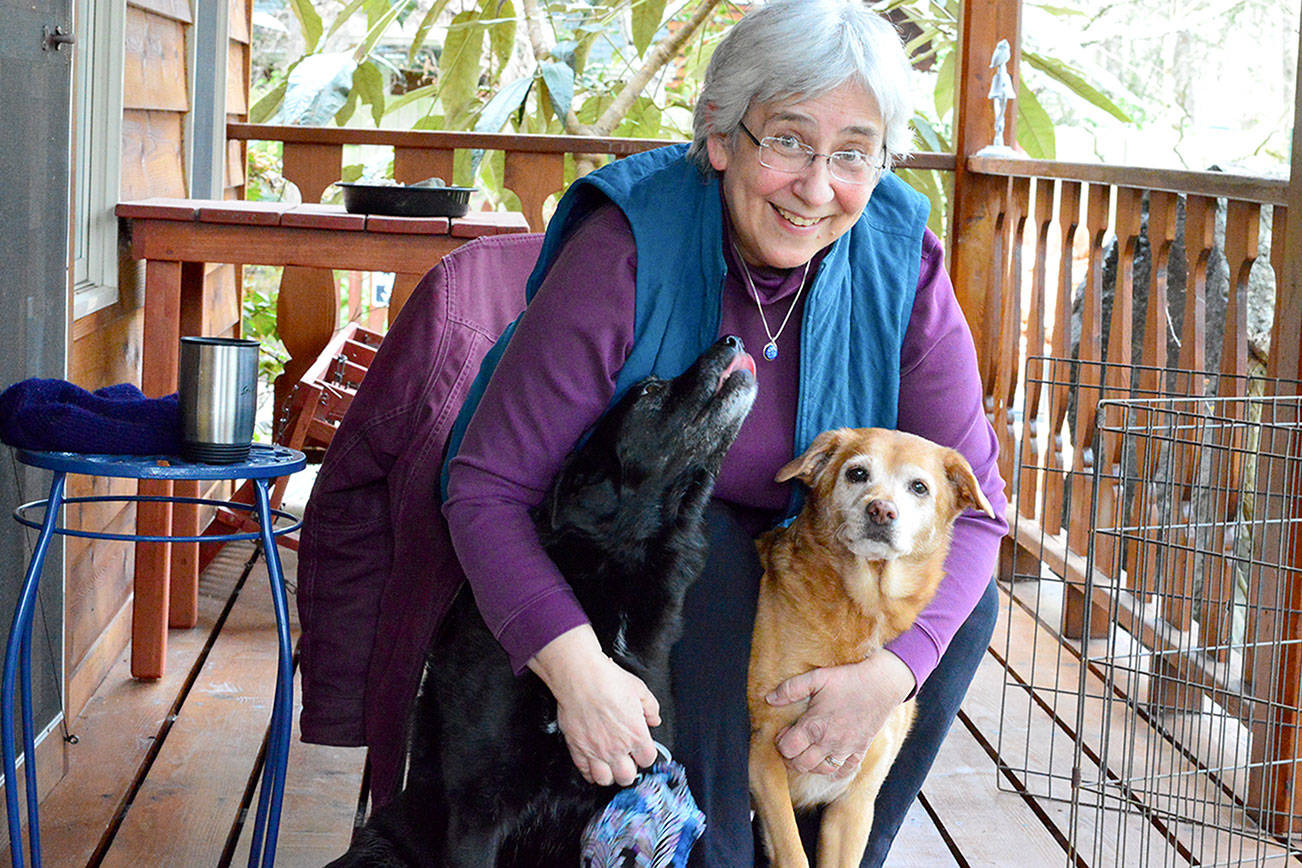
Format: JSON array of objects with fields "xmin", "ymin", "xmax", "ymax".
[
  {"xmin": 944, "ymin": 450, "xmax": 996, "ymax": 519},
  {"xmin": 776, "ymin": 428, "xmax": 853, "ymax": 486}
]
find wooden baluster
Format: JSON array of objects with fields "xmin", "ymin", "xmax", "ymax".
[
  {"xmin": 994, "ymin": 177, "xmax": 1030, "ymax": 488},
  {"xmin": 1016, "ymin": 179, "xmax": 1056, "ymax": 522},
  {"xmin": 503, "ymin": 150, "xmax": 564, "ymax": 231},
  {"xmin": 274, "ymin": 141, "xmax": 344, "ymax": 426},
  {"xmin": 1091, "ymin": 187, "xmax": 1143, "ymax": 595},
  {"xmin": 1165, "ymin": 195, "xmax": 1216, "ymax": 637},
  {"xmin": 1202, "ymin": 200, "xmax": 1261, "ymax": 657},
  {"xmin": 1126, "ymin": 192, "xmax": 1178, "ymax": 626},
  {"xmin": 1063, "ymin": 183, "xmax": 1112, "ymax": 639},
  {"xmin": 1041, "ymin": 181, "xmax": 1081, "ymax": 538},
  {"xmin": 1267, "ymin": 205, "xmax": 1290, "ymax": 381},
  {"xmin": 394, "ymin": 145, "xmax": 455, "ymax": 188}
]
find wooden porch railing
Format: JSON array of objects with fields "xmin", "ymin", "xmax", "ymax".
[{"xmin": 961, "ymin": 154, "xmax": 1302, "ymax": 840}]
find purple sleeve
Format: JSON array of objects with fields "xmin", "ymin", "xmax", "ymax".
[
  {"xmin": 442, "ymin": 205, "xmax": 637, "ymax": 673},
  {"xmin": 884, "ymin": 229, "xmax": 1009, "ymax": 688}
]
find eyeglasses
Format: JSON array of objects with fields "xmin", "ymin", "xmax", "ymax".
[{"xmin": 738, "ymin": 121, "xmax": 886, "ymax": 186}]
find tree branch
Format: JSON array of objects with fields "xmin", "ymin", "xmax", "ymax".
[{"xmin": 590, "ymin": 0, "xmax": 724, "ymax": 138}]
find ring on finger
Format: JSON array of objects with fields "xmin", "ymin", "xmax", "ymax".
[{"xmin": 825, "ymin": 755, "xmax": 845, "ymax": 769}]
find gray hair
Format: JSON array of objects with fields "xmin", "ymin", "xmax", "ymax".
[{"xmin": 687, "ymin": 0, "xmax": 915, "ymax": 173}]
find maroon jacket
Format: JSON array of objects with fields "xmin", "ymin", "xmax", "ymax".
[{"xmin": 295, "ymin": 232, "xmax": 543, "ymax": 804}]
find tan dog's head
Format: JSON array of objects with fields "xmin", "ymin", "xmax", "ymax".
[{"xmin": 777, "ymin": 428, "xmax": 995, "ymax": 561}]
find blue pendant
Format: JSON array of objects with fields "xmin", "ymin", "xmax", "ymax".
[{"xmin": 763, "ymin": 342, "xmax": 778, "ymax": 361}]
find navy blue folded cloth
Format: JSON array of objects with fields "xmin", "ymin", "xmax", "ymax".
[{"xmin": 0, "ymin": 378, "xmax": 182, "ymax": 456}]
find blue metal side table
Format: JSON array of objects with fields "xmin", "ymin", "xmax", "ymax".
[{"xmin": 2, "ymin": 444, "xmax": 306, "ymax": 868}]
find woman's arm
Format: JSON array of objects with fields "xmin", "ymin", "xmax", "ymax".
[{"xmin": 442, "ymin": 203, "xmax": 660, "ymax": 785}]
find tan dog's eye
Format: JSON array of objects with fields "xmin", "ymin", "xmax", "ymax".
[
  {"xmin": 845, "ymin": 466, "xmax": 868, "ymax": 483},
  {"xmin": 909, "ymin": 479, "xmax": 929, "ymax": 496}
]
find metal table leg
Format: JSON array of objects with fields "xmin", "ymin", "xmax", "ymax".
[{"xmin": 247, "ymin": 478, "xmax": 293, "ymax": 868}]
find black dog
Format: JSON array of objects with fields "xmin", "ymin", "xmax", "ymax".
[{"xmin": 329, "ymin": 335, "xmax": 757, "ymax": 867}]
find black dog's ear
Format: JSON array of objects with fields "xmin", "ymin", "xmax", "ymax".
[{"xmin": 776, "ymin": 428, "xmax": 853, "ymax": 487}]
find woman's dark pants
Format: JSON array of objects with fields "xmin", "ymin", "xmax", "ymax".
[{"xmin": 670, "ymin": 501, "xmax": 999, "ymax": 867}]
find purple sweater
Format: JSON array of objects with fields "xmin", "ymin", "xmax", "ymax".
[{"xmin": 444, "ymin": 203, "xmax": 1008, "ymax": 687}]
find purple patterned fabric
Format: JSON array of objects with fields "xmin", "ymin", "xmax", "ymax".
[{"xmin": 581, "ymin": 748, "xmax": 706, "ymax": 868}]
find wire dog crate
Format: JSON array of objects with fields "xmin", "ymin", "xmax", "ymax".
[{"xmin": 1000, "ymin": 357, "xmax": 1302, "ymax": 866}]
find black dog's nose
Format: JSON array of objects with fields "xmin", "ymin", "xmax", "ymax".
[{"xmin": 866, "ymin": 499, "xmax": 897, "ymax": 526}]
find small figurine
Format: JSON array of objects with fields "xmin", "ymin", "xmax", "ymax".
[{"xmin": 986, "ymin": 39, "xmax": 1016, "ymax": 152}]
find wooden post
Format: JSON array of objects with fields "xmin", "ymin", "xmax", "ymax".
[
  {"xmin": 949, "ymin": 0, "xmax": 1022, "ymax": 356},
  {"xmin": 1245, "ymin": 20, "xmax": 1302, "ymax": 836}
]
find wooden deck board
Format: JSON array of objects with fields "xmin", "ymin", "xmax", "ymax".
[
  {"xmin": 101, "ymin": 548, "xmax": 289, "ymax": 866},
  {"xmin": 27, "ymin": 544, "xmax": 1267, "ymax": 866},
  {"xmin": 0, "ymin": 544, "xmax": 254, "ymax": 867}
]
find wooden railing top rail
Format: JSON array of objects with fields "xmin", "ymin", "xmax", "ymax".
[
  {"xmin": 228, "ymin": 122, "xmax": 958, "ymax": 172},
  {"xmin": 968, "ymin": 154, "xmax": 1288, "ymax": 205}
]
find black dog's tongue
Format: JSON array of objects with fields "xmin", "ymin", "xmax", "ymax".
[{"xmin": 717, "ymin": 352, "xmax": 756, "ymax": 392}]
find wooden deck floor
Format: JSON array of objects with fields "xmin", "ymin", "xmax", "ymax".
[{"xmin": 6, "ymin": 540, "xmax": 1301, "ymax": 866}]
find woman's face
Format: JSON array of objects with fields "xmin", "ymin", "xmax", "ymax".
[{"xmin": 707, "ymin": 81, "xmax": 885, "ymax": 270}]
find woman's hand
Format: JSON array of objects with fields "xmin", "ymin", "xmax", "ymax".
[
  {"xmin": 528, "ymin": 624, "xmax": 662, "ymax": 787},
  {"xmin": 765, "ymin": 649, "xmax": 916, "ymax": 780}
]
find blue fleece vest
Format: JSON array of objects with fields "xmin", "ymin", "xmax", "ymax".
[{"xmin": 441, "ymin": 144, "xmax": 929, "ymax": 512}]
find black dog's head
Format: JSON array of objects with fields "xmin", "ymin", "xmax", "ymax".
[{"xmin": 536, "ymin": 335, "xmax": 757, "ymax": 542}]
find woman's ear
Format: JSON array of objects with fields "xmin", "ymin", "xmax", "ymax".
[{"xmin": 706, "ymin": 131, "xmax": 732, "ymax": 173}]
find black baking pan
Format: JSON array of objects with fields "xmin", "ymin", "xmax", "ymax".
[{"xmin": 337, "ymin": 181, "xmax": 474, "ymax": 218}]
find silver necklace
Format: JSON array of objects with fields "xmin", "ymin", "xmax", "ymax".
[{"xmin": 731, "ymin": 242, "xmax": 809, "ymax": 361}]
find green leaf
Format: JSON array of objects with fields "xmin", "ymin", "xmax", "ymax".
[
  {"xmin": 279, "ymin": 53, "xmax": 358, "ymax": 125},
  {"xmin": 326, "ymin": 0, "xmax": 369, "ymax": 41},
  {"xmin": 353, "ymin": 60, "xmax": 387, "ymax": 126},
  {"xmin": 540, "ymin": 61, "xmax": 575, "ymax": 121},
  {"xmin": 250, "ymin": 79, "xmax": 288, "ymax": 124},
  {"xmin": 408, "ymin": 0, "xmax": 453, "ymax": 64},
  {"xmin": 336, "ymin": 86, "xmax": 359, "ymax": 126},
  {"xmin": 896, "ymin": 167, "xmax": 945, "ymax": 237},
  {"xmin": 484, "ymin": 0, "xmax": 517, "ymax": 71},
  {"xmin": 1023, "ymin": 51, "xmax": 1130, "ymax": 123},
  {"xmin": 340, "ymin": 163, "xmax": 365, "ymax": 182},
  {"xmin": 354, "ymin": 1, "xmax": 405, "ymax": 64},
  {"xmin": 1015, "ymin": 84, "xmax": 1055, "ymax": 159},
  {"xmin": 285, "ymin": 0, "xmax": 323, "ymax": 52},
  {"xmin": 384, "ymin": 84, "xmax": 437, "ymax": 117},
  {"xmin": 440, "ymin": 11, "xmax": 486, "ymax": 117},
  {"xmin": 932, "ymin": 49, "xmax": 954, "ymax": 120},
  {"xmin": 475, "ymin": 75, "xmax": 533, "ymax": 132},
  {"xmin": 631, "ymin": 0, "xmax": 667, "ymax": 57}
]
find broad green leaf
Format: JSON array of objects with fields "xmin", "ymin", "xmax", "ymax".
[
  {"xmin": 896, "ymin": 167, "xmax": 945, "ymax": 237},
  {"xmin": 285, "ymin": 0, "xmax": 323, "ymax": 52},
  {"xmin": 933, "ymin": 49, "xmax": 954, "ymax": 120},
  {"xmin": 341, "ymin": 163, "xmax": 365, "ymax": 182},
  {"xmin": 326, "ymin": 0, "xmax": 369, "ymax": 41},
  {"xmin": 440, "ymin": 11, "xmax": 486, "ymax": 116},
  {"xmin": 1015, "ymin": 83, "xmax": 1055, "ymax": 159},
  {"xmin": 475, "ymin": 75, "xmax": 534, "ymax": 133},
  {"xmin": 408, "ymin": 0, "xmax": 453, "ymax": 64},
  {"xmin": 250, "ymin": 79, "xmax": 288, "ymax": 124},
  {"xmin": 911, "ymin": 115, "xmax": 944, "ymax": 152},
  {"xmin": 336, "ymin": 86, "xmax": 359, "ymax": 126},
  {"xmin": 631, "ymin": 0, "xmax": 668, "ymax": 57},
  {"xmin": 383, "ymin": 83, "xmax": 437, "ymax": 117},
  {"xmin": 618, "ymin": 96, "xmax": 661, "ymax": 139},
  {"xmin": 279, "ymin": 53, "xmax": 358, "ymax": 125},
  {"xmin": 354, "ymin": 1, "xmax": 405, "ymax": 63},
  {"xmin": 1023, "ymin": 51, "xmax": 1130, "ymax": 123},
  {"xmin": 540, "ymin": 61, "xmax": 575, "ymax": 121},
  {"xmin": 484, "ymin": 0, "xmax": 517, "ymax": 71},
  {"xmin": 353, "ymin": 60, "xmax": 387, "ymax": 126}
]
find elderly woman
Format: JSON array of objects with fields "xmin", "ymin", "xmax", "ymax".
[{"xmin": 441, "ymin": 1, "xmax": 1008, "ymax": 865}]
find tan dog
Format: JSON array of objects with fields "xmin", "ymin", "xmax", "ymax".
[{"xmin": 748, "ymin": 427, "xmax": 995, "ymax": 867}]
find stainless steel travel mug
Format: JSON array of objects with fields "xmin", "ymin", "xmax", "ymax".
[{"xmin": 178, "ymin": 336, "xmax": 259, "ymax": 463}]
